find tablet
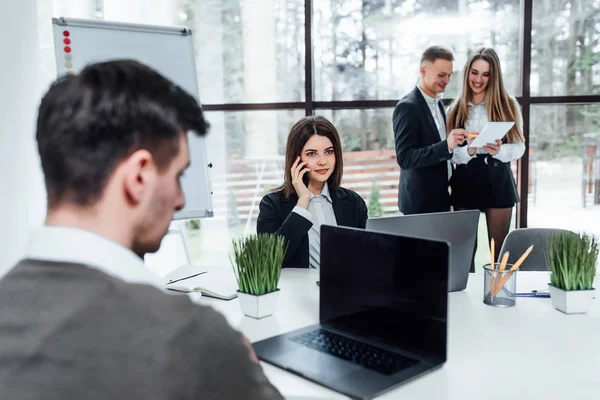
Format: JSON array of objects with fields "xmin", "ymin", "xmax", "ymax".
[{"xmin": 468, "ymin": 121, "xmax": 515, "ymax": 148}]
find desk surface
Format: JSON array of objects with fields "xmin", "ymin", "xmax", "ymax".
[{"xmin": 199, "ymin": 270, "xmax": 600, "ymax": 399}]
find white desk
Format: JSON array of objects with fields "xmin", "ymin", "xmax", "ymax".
[{"xmin": 199, "ymin": 270, "xmax": 600, "ymax": 399}]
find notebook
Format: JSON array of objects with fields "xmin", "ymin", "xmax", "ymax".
[{"xmin": 162, "ymin": 265, "xmax": 238, "ymax": 300}]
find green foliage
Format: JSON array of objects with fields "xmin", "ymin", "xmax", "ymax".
[
  {"xmin": 187, "ymin": 219, "xmax": 201, "ymax": 230},
  {"xmin": 367, "ymin": 181, "xmax": 383, "ymax": 217},
  {"xmin": 230, "ymin": 233, "xmax": 287, "ymax": 296},
  {"xmin": 573, "ymin": 52, "xmax": 600, "ymax": 71},
  {"xmin": 546, "ymin": 232, "xmax": 599, "ymax": 291},
  {"xmin": 552, "ymin": 136, "xmax": 582, "ymax": 158},
  {"xmin": 263, "ymin": 184, "xmax": 272, "ymax": 196}
]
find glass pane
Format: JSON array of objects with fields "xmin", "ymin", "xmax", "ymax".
[
  {"xmin": 528, "ymin": 104, "xmax": 600, "ymax": 236},
  {"xmin": 531, "ymin": 1, "xmax": 600, "ymax": 96},
  {"xmin": 186, "ymin": 109, "xmax": 305, "ymax": 265},
  {"xmin": 313, "ymin": 0, "xmax": 521, "ymax": 101},
  {"xmin": 182, "ymin": 0, "xmax": 305, "ymax": 104},
  {"xmin": 318, "ymin": 109, "xmax": 398, "ymax": 216},
  {"xmin": 317, "ymin": 108, "xmax": 518, "ymax": 272}
]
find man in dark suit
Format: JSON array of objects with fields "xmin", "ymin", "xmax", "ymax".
[{"xmin": 393, "ymin": 46, "xmax": 467, "ymax": 214}]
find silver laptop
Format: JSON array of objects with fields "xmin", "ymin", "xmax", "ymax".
[
  {"xmin": 366, "ymin": 210, "xmax": 479, "ymax": 292},
  {"xmin": 253, "ymin": 226, "xmax": 449, "ymax": 400}
]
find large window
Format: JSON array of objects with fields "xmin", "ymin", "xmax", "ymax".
[
  {"xmin": 531, "ymin": 1, "xmax": 600, "ymax": 96},
  {"xmin": 528, "ymin": 104, "xmax": 600, "ymax": 236},
  {"xmin": 320, "ymin": 108, "xmax": 398, "ymax": 216},
  {"xmin": 313, "ymin": 0, "xmax": 521, "ymax": 101},
  {"xmin": 36, "ymin": 0, "xmax": 600, "ymax": 268},
  {"xmin": 523, "ymin": 0, "xmax": 600, "ymax": 238},
  {"xmin": 193, "ymin": 109, "xmax": 305, "ymax": 264},
  {"xmin": 184, "ymin": 0, "xmax": 306, "ymax": 104}
]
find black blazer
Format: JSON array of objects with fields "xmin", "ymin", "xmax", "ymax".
[
  {"xmin": 256, "ymin": 187, "xmax": 368, "ymax": 268},
  {"xmin": 392, "ymin": 87, "xmax": 453, "ymax": 215}
]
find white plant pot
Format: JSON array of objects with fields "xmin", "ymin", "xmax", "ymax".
[
  {"xmin": 548, "ymin": 284, "xmax": 595, "ymax": 314},
  {"xmin": 237, "ymin": 289, "xmax": 280, "ymax": 319}
]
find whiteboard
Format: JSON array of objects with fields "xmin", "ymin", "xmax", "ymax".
[{"xmin": 51, "ymin": 17, "xmax": 213, "ymax": 219}]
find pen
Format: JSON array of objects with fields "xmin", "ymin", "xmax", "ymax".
[
  {"xmin": 489, "ymin": 251, "xmax": 510, "ymax": 296},
  {"xmin": 490, "ymin": 246, "xmax": 534, "ymax": 296},
  {"xmin": 166, "ymin": 287, "xmax": 191, "ymax": 293},
  {"xmin": 515, "ymin": 291, "xmax": 550, "ymax": 298},
  {"xmin": 166, "ymin": 271, "xmax": 206, "ymax": 285},
  {"xmin": 490, "ymin": 239, "xmax": 495, "ymax": 292}
]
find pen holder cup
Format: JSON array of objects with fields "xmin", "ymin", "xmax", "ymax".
[{"xmin": 483, "ymin": 263, "xmax": 517, "ymax": 307}]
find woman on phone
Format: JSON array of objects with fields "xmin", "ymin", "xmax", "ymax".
[
  {"xmin": 257, "ymin": 115, "xmax": 368, "ymax": 268},
  {"xmin": 447, "ymin": 47, "xmax": 525, "ymax": 267}
]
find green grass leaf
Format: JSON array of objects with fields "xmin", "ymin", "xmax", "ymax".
[
  {"xmin": 230, "ymin": 233, "xmax": 287, "ymax": 296},
  {"xmin": 546, "ymin": 232, "xmax": 598, "ymax": 291}
]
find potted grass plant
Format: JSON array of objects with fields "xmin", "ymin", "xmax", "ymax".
[
  {"xmin": 230, "ymin": 233, "xmax": 287, "ymax": 319},
  {"xmin": 546, "ymin": 232, "xmax": 598, "ymax": 314}
]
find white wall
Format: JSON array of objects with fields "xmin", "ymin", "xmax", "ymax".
[{"xmin": 0, "ymin": 0, "xmax": 46, "ymax": 277}]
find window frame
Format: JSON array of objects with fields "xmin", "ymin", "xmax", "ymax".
[{"xmin": 200, "ymin": 0, "xmax": 600, "ymax": 229}]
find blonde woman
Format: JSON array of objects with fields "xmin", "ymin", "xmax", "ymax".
[{"xmin": 447, "ymin": 48, "xmax": 525, "ymax": 266}]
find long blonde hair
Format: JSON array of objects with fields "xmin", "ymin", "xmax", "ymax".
[{"xmin": 447, "ymin": 48, "xmax": 524, "ymax": 144}]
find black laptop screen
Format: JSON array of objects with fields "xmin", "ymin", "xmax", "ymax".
[{"xmin": 320, "ymin": 225, "xmax": 448, "ymax": 360}]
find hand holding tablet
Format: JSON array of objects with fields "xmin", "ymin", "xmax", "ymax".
[{"xmin": 468, "ymin": 122, "xmax": 515, "ymax": 148}]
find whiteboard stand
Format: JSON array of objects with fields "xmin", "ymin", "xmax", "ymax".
[
  {"xmin": 166, "ymin": 221, "xmax": 192, "ymax": 266},
  {"xmin": 51, "ymin": 17, "xmax": 214, "ymax": 220},
  {"xmin": 51, "ymin": 17, "xmax": 217, "ymax": 276}
]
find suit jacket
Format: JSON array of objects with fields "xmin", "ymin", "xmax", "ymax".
[
  {"xmin": 392, "ymin": 87, "xmax": 453, "ymax": 215},
  {"xmin": 256, "ymin": 187, "xmax": 368, "ymax": 268}
]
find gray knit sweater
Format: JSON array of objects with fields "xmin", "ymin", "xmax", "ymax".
[{"xmin": 0, "ymin": 259, "xmax": 284, "ymax": 400}]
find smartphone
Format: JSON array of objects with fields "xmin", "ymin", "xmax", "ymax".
[{"xmin": 302, "ymin": 171, "xmax": 310, "ymax": 186}]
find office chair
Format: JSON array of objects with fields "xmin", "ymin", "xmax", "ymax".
[{"xmin": 499, "ymin": 228, "xmax": 577, "ymax": 271}]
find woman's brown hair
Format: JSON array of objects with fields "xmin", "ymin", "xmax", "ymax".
[
  {"xmin": 275, "ymin": 116, "xmax": 343, "ymax": 198},
  {"xmin": 447, "ymin": 47, "xmax": 524, "ymax": 144}
]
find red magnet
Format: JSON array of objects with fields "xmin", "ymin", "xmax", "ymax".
[
  {"xmin": 64, "ymin": 38, "xmax": 71, "ymax": 45},
  {"xmin": 64, "ymin": 46, "xmax": 71, "ymax": 53},
  {"xmin": 63, "ymin": 30, "xmax": 70, "ymax": 37}
]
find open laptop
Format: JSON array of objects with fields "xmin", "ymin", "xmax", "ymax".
[
  {"xmin": 366, "ymin": 210, "xmax": 479, "ymax": 292},
  {"xmin": 253, "ymin": 226, "xmax": 449, "ymax": 400}
]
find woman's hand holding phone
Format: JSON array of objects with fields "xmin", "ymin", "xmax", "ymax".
[{"xmin": 292, "ymin": 157, "xmax": 311, "ymax": 209}]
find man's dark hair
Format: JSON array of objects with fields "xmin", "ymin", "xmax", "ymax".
[
  {"xmin": 36, "ymin": 60, "xmax": 209, "ymax": 208},
  {"xmin": 420, "ymin": 46, "xmax": 454, "ymax": 64}
]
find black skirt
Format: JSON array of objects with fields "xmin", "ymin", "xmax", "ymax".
[{"xmin": 451, "ymin": 154, "xmax": 519, "ymax": 212}]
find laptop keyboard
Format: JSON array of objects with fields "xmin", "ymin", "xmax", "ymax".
[{"xmin": 290, "ymin": 329, "xmax": 417, "ymax": 376}]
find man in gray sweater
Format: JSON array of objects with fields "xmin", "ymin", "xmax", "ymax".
[{"xmin": 0, "ymin": 60, "xmax": 283, "ymax": 399}]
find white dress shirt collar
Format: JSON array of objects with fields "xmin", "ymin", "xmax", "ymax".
[
  {"xmin": 310, "ymin": 182, "xmax": 333, "ymax": 203},
  {"xmin": 417, "ymin": 85, "xmax": 442, "ymax": 104},
  {"xmin": 468, "ymin": 100, "xmax": 485, "ymax": 108},
  {"xmin": 26, "ymin": 225, "xmax": 164, "ymax": 289}
]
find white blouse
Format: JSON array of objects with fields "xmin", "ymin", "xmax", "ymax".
[
  {"xmin": 291, "ymin": 182, "xmax": 337, "ymax": 269},
  {"xmin": 451, "ymin": 96, "xmax": 525, "ymax": 165}
]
